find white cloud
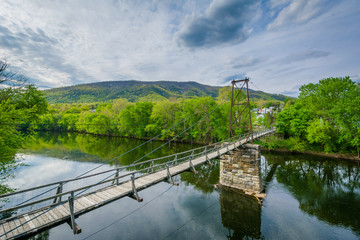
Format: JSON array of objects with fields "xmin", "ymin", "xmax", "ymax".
[
  {"xmin": 267, "ymin": 0, "xmax": 331, "ymax": 30},
  {"xmin": 0, "ymin": 0, "xmax": 359, "ymax": 96}
]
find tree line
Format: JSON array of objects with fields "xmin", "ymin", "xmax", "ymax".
[
  {"xmin": 266, "ymin": 76, "xmax": 360, "ymax": 157},
  {"xmin": 33, "ymin": 96, "xmax": 257, "ymax": 143}
]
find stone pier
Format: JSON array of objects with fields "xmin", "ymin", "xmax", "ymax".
[{"xmin": 219, "ymin": 144, "xmax": 265, "ymax": 198}]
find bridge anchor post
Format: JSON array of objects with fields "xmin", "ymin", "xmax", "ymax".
[{"xmin": 68, "ymin": 191, "xmax": 81, "ymax": 234}]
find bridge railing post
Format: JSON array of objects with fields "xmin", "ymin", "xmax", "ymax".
[
  {"xmin": 204, "ymin": 146, "xmax": 212, "ymax": 165},
  {"xmin": 130, "ymin": 173, "xmax": 142, "ymax": 202},
  {"xmin": 172, "ymin": 154, "xmax": 177, "ymax": 165},
  {"xmin": 112, "ymin": 170, "xmax": 120, "ymax": 185},
  {"xmin": 188, "ymin": 150, "xmax": 197, "ymax": 173},
  {"xmin": 166, "ymin": 163, "xmax": 178, "ymax": 185},
  {"xmin": 53, "ymin": 182, "xmax": 63, "ymax": 204},
  {"xmin": 147, "ymin": 160, "xmax": 154, "ymax": 174},
  {"xmin": 68, "ymin": 191, "xmax": 81, "ymax": 234}
]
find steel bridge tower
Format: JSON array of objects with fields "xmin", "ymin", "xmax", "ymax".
[{"xmin": 228, "ymin": 78, "xmax": 253, "ymax": 143}]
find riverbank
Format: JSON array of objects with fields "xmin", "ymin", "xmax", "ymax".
[{"xmin": 260, "ymin": 147, "xmax": 360, "ymax": 162}]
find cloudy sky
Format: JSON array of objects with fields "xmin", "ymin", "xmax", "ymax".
[{"xmin": 0, "ymin": 0, "xmax": 359, "ymax": 96}]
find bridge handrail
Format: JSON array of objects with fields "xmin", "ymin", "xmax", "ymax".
[{"xmin": 0, "ymin": 128, "xmax": 275, "ymax": 214}]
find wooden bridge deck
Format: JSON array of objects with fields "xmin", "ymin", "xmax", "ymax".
[{"xmin": 0, "ymin": 130, "xmax": 274, "ymax": 239}]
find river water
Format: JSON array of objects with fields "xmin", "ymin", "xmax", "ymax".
[{"xmin": 3, "ymin": 132, "xmax": 360, "ymax": 240}]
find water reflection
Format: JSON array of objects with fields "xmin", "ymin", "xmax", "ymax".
[
  {"xmin": 180, "ymin": 161, "xmax": 219, "ymax": 194},
  {"xmin": 25, "ymin": 131, "xmax": 202, "ymax": 166},
  {"xmin": 264, "ymin": 153, "xmax": 360, "ymax": 236},
  {"xmin": 220, "ymin": 187, "xmax": 262, "ymax": 240},
  {"xmin": 5, "ymin": 133, "xmax": 360, "ymax": 239}
]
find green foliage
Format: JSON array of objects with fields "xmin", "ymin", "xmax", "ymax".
[
  {"xmin": 118, "ymin": 102, "xmax": 154, "ymax": 138},
  {"xmin": 306, "ymin": 118, "xmax": 337, "ymax": 153},
  {"xmin": 0, "ymin": 85, "xmax": 48, "ymax": 194},
  {"xmin": 276, "ymin": 104, "xmax": 312, "ymax": 138},
  {"xmin": 36, "ymin": 96, "xmax": 244, "ymax": 143},
  {"xmin": 275, "ymin": 76, "xmax": 360, "ymax": 156},
  {"xmin": 282, "ymin": 137, "xmax": 307, "ymax": 152}
]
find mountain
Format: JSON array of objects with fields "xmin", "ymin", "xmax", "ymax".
[{"xmin": 44, "ymin": 80, "xmax": 289, "ymax": 103}]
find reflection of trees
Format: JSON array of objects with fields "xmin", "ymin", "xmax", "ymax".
[
  {"xmin": 180, "ymin": 159, "xmax": 263, "ymax": 239},
  {"xmin": 268, "ymin": 153, "xmax": 360, "ymax": 235},
  {"xmin": 220, "ymin": 187, "xmax": 261, "ymax": 240},
  {"xmin": 0, "ymin": 158, "xmax": 19, "ymax": 212},
  {"xmin": 27, "ymin": 230, "xmax": 49, "ymax": 240},
  {"xmin": 26, "ymin": 132, "xmax": 200, "ymax": 167},
  {"xmin": 180, "ymin": 161, "xmax": 219, "ymax": 194}
]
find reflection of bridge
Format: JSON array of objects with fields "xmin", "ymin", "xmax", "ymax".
[{"xmin": 0, "ymin": 129, "xmax": 274, "ymax": 239}]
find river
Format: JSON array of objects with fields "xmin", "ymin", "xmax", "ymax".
[{"xmin": 2, "ymin": 132, "xmax": 360, "ymax": 240}]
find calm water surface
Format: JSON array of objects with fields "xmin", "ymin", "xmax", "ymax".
[{"xmin": 4, "ymin": 132, "xmax": 360, "ymax": 240}]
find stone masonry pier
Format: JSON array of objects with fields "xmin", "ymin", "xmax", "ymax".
[{"xmin": 219, "ymin": 144, "xmax": 265, "ymax": 199}]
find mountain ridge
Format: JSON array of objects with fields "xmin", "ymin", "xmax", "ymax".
[{"xmin": 44, "ymin": 80, "xmax": 290, "ymax": 103}]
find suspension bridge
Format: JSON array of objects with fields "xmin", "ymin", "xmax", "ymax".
[
  {"xmin": 0, "ymin": 78, "xmax": 277, "ymax": 239},
  {"xmin": 0, "ymin": 128, "xmax": 274, "ymax": 239}
]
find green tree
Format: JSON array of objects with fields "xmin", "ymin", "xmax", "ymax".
[
  {"xmin": 118, "ymin": 102, "xmax": 153, "ymax": 138},
  {"xmin": 0, "ymin": 61, "xmax": 48, "ymax": 193},
  {"xmin": 306, "ymin": 118, "xmax": 337, "ymax": 153},
  {"xmin": 276, "ymin": 104, "xmax": 312, "ymax": 139}
]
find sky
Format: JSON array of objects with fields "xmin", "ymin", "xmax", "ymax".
[{"xmin": 0, "ymin": 0, "xmax": 359, "ymax": 96}]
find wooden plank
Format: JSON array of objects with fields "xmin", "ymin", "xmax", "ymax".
[
  {"xmin": 101, "ymin": 189, "xmax": 117, "ymax": 199},
  {"xmin": 37, "ymin": 211, "xmax": 50, "ymax": 225},
  {"xmin": 99, "ymin": 191, "xmax": 115, "ymax": 200},
  {"xmin": 120, "ymin": 182, "xmax": 133, "ymax": 190},
  {"xmin": 7, "ymin": 220, "xmax": 20, "ymax": 238},
  {"xmin": 31, "ymin": 212, "xmax": 46, "ymax": 227},
  {"xmin": 23, "ymin": 214, "xmax": 37, "ymax": 230},
  {"xmin": 75, "ymin": 198, "xmax": 88, "ymax": 209},
  {"xmin": 87, "ymin": 194, "xmax": 103, "ymax": 204},
  {"xmin": 75, "ymin": 198, "xmax": 89, "ymax": 209},
  {"xmin": 3, "ymin": 222, "xmax": 14, "ymax": 239},
  {"xmin": 81, "ymin": 196, "xmax": 96, "ymax": 206},
  {"xmin": 44, "ymin": 210, "xmax": 55, "ymax": 222},
  {"xmin": 14, "ymin": 218, "xmax": 24, "ymax": 235},
  {"xmin": 45, "ymin": 210, "xmax": 58, "ymax": 222},
  {"xmin": 73, "ymin": 200, "xmax": 85, "ymax": 212},
  {"xmin": 94, "ymin": 192, "xmax": 109, "ymax": 202},
  {"xmin": 108, "ymin": 187, "xmax": 123, "ymax": 197},
  {"xmin": 106, "ymin": 188, "xmax": 121, "ymax": 197},
  {"xmin": 0, "ymin": 226, "xmax": 6, "ymax": 240},
  {"xmin": 114, "ymin": 185, "xmax": 129, "ymax": 192},
  {"xmin": 56, "ymin": 204, "xmax": 70, "ymax": 216},
  {"xmin": 18, "ymin": 217, "xmax": 30, "ymax": 233},
  {"xmin": 51, "ymin": 206, "xmax": 65, "ymax": 219},
  {"xmin": 134, "ymin": 179, "xmax": 149, "ymax": 187},
  {"xmin": 0, "ymin": 221, "xmax": 6, "ymax": 239}
]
